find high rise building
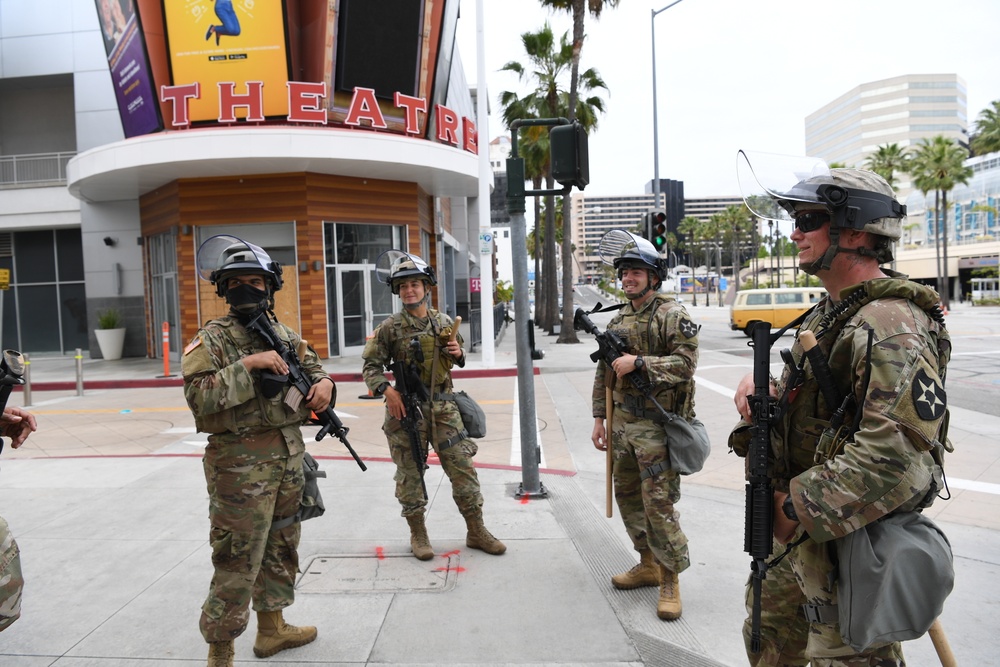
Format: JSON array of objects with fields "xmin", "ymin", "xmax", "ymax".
[{"xmin": 805, "ymin": 73, "xmax": 967, "ymax": 195}]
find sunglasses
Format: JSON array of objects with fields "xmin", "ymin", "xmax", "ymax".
[{"xmin": 793, "ymin": 212, "xmax": 830, "ymax": 233}]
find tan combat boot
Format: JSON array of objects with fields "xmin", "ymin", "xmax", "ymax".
[
  {"xmin": 253, "ymin": 610, "xmax": 318, "ymax": 658},
  {"xmin": 656, "ymin": 564, "xmax": 682, "ymax": 620},
  {"xmin": 406, "ymin": 514, "xmax": 434, "ymax": 560},
  {"xmin": 207, "ymin": 640, "xmax": 234, "ymax": 667},
  {"xmin": 611, "ymin": 549, "xmax": 661, "ymax": 590},
  {"xmin": 464, "ymin": 511, "xmax": 506, "ymax": 555}
]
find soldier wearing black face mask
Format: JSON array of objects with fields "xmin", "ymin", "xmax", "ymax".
[{"xmin": 182, "ymin": 235, "xmax": 334, "ymax": 667}]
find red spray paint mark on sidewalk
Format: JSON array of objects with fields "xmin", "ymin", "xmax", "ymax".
[
  {"xmin": 375, "ymin": 546, "xmax": 386, "ymax": 560},
  {"xmin": 440, "ymin": 549, "xmax": 460, "ymax": 558},
  {"xmin": 434, "ymin": 566, "xmax": 466, "ymax": 573}
]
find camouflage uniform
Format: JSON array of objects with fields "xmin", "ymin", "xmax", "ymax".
[
  {"xmin": 0, "ymin": 515, "xmax": 23, "ymax": 631},
  {"xmin": 362, "ymin": 308, "xmax": 482, "ymax": 517},
  {"xmin": 733, "ymin": 274, "xmax": 950, "ymax": 665},
  {"xmin": 591, "ymin": 294, "xmax": 700, "ymax": 574},
  {"xmin": 182, "ymin": 314, "xmax": 328, "ymax": 643}
]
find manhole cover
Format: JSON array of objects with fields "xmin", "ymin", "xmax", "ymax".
[{"xmin": 297, "ymin": 552, "xmax": 460, "ymax": 593}]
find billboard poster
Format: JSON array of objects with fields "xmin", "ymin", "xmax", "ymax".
[
  {"xmin": 163, "ymin": 0, "xmax": 291, "ymax": 122},
  {"xmin": 96, "ymin": 0, "xmax": 163, "ymax": 137}
]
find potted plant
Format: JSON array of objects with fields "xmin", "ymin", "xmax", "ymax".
[{"xmin": 94, "ymin": 308, "xmax": 126, "ymax": 360}]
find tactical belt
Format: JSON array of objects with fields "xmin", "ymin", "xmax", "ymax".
[
  {"xmin": 271, "ymin": 513, "xmax": 299, "ymax": 531},
  {"xmin": 801, "ymin": 603, "xmax": 838, "ymax": 625},
  {"xmin": 434, "ymin": 392, "xmax": 457, "ymax": 401},
  {"xmin": 613, "ymin": 391, "xmax": 670, "ymax": 424}
]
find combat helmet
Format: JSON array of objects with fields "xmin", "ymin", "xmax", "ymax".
[
  {"xmin": 598, "ymin": 229, "xmax": 667, "ymax": 297},
  {"xmin": 196, "ymin": 235, "xmax": 283, "ymax": 315},
  {"xmin": 375, "ymin": 250, "xmax": 437, "ymax": 295},
  {"xmin": 737, "ymin": 150, "xmax": 906, "ymax": 273}
]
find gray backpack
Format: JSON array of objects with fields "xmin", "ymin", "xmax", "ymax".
[{"xmin": 271, "ymin": 453, "xmax": 326, "ymax": 530}]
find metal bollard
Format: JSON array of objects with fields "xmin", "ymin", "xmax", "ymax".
[
  {"xmin": 75, "ymin": 347, "xmax": 84, "ymax": 396},
  {"xmin": 22, "ymin": 352, "xmax": 32, "ymax": 407}
]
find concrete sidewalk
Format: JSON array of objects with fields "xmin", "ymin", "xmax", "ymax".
[{"xmin": 1, "ymin": 307, "xmax": 997, "ymax": 665}]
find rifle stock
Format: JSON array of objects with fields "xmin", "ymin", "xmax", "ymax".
[
  {"xmin": 245, "ymin": 311, "xmax": 366, "ymax": 471},
  {"xmin": 746, "ymin": 322, "xmax": 777, "ymax": 653}
]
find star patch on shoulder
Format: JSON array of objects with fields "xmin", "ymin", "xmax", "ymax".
[
  {"xmin": 678, "ymin": 318, "xmax": 699, "ymax": 339},
  {"xmin": 912, "ymin": 368, "xmax": 946, "ymax": 420}
]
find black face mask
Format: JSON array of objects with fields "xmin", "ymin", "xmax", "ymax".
[{"xmin": 226, "ymin": 283, "xmax": 269, "ymax": 315}]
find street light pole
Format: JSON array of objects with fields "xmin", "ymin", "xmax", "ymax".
[{"xmin": 651, "ymin": 1, "xmax": 686, "ymax": 211}]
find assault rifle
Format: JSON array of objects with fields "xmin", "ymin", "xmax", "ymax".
[
  {"xmin": 573, "ymin": 306, "xmax": 673, "ymax": 419},
  {"xmin": 245, "ymin": 310, "xmax": 366, "ymax": 471},
  {"xmin": 745, "ymin": 322, "xmax": 778, "ymax": 654},
  {"xmin": 389, "ymin": 338, "xmax": 430, "ymax": 500},
  {"xmin": 0, "ymin": 349, "xmax": 26, "ymax": 455}
]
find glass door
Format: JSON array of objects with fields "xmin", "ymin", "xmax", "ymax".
[{"xmin": 335, "ymin": 265, "xmax": 395, "ymax": 356}]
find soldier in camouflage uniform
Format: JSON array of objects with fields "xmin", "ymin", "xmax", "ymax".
[
  {"xmin": 183, "ymin": 236, "xmax": 332, "ymax": 667},
  {"xmin": 0, "ymin": 406, "xmax": 37, "ymax": 632},
  {"xmin": 731, "ymin": 162, "xmax": 951, "ymax": 666},
  {"xmin": 589, "ymin": 230, "xmax": 700, "ymax": 621},
  {"xmin": 362, "ymin": 251, "xmax": 505, "ymax": 560}
]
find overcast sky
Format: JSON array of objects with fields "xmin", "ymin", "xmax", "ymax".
[{"xmin": 456, "ymin": 0, "xmax": 1000, "ymax": 199}]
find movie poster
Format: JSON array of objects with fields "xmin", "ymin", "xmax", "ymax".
[
  {"xmin": 95, "ymin": 0, "xmax": 163, "ymax": 137},
  {"xmin": 163, "ymin": 0, "xmax": 291, "ymax": 122}
]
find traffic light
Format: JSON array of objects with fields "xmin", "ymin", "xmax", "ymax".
[
  {"xmin": 649, "ymin": 210, "xmax": 668, "ymax": 250},
  {"xmin": 550, "ymin": 121, "xmax": 590, "ymax": 190}
]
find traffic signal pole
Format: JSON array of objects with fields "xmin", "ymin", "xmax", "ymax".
[{"xmin": 506, "ymin": 117, "xmax": 585, "ymax": 500}]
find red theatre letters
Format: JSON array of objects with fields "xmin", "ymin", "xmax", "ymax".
[{"xmin": 159, "ymin": 81, "xmax": 478, "ymax": 154}]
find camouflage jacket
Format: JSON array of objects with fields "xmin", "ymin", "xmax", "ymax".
[
  {"xmin": 590, "ymin": 294, "xmax": 700, "ymax": 419},
  {"xmin": 773, "ymin": 275, "xmax": 951, "ymax": 543},
  {"xmin": 181, "ymin": 313, "xmax": 328, "ymax": 463},
  {"xmin": 361, "ymin": 308, "xmax": 465, "ymax": 397}
]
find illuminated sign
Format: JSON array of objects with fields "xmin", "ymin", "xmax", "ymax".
[
  {"xmin": 95, "ymin": 0, "xmax": 162, "ymax": 137},
  {"xmin": 163, "ymin": 0, "xmax": 291, "ymax": 122}
]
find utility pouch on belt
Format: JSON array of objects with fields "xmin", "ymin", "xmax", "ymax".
[
  {"xmin": 662, "ymin": 412, "xmax": 711, "ymax": 475},
  {"xmin": 437, "ymin": 390, "xmax": 487, "ymax": 438},
  {"xmin": 271, "ymin": 453, "xmax": 327, "ymax": 530},
  {"xmin": 829, "ymin": 511, "xmax": 954, "ymax": 651}
]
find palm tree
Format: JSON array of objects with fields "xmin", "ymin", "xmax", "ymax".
[
  {"xmin": 909, "ymin": 136, "xmax": 973, "ymax": 308},
  {"xmin": 499, "ymin": 23, "xmax": 606, "ymax": 335},
  {"xmin": 864, "ymin": 143, "xmax": 909, "ymax": 190},
  {"xmin": 971, "ymin": 100, "xmax": 1000, "ymax": 156},
  {"xmin": 540, "ymin": 0, "xmax": 621, "ymax": 344}
]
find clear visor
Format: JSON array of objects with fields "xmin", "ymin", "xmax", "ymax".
[
  {"xmin": 375, "ymin": 250, "xmax": 432, "ymax": 285},
  {"xmin": 597, "ymin": 230, "xmax": 658, "ymax": 267},
  {"xmin": 736, "ymin": 150, "xmax": 831, "ymax": 220},
  {"xmin": 196, "ymin": 234, "xmax": 273, "ymax": 281}
]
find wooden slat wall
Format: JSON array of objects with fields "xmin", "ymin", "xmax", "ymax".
[{"xmin": 140, "ymin": 173, "xmax": 422, "ymax": 358}]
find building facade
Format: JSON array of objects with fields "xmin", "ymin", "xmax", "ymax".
[{"xmin": 1, "ymin": 0, "xmax": 485, "ymax": 360}]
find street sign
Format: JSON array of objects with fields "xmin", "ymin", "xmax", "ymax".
[
  {"xmin": 0, "ymin": 268, "xmax": 9, "ymax": 290},
  {"xmin": 470, "ymin": 277, "xmax": 481, "ymax": 293},
  {"xmin": 480, "ymin": 232, "xmax": 493, "ymax": 254}
]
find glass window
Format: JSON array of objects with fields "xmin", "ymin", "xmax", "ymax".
[
  {"xmin": 56, "ymin": 229, "xmax": 84, "ymax": 281},
  {"xmin": 775, "ymin": 293, "xmax": 803, "ymax": 305},
  {"xmin": 336, "ymin": 224, "xmax": 398, "ymax": 264},
  {"xmin": 18, "ymin": 285, "xmax": 61, "ymax": 351},
  {"xmin": 746, "ymin": 293, "xmax": 771, "ymax": 306},
  {"xmin": 60, "ymin": 283, "xmax": 88, "ymax": 351},
  {"xmin": 14, "ymin": 230, "xmax": 56, "ymax": 283}
]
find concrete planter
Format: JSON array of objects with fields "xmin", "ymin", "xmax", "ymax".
[{"xmin": 94, "ymin": 327, "xmax": 126, "ymax": 360}]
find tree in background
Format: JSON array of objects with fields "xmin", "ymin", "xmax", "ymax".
[
  {"xmin": 971, "ymin": 100, "xmax": 1000, "ymax": 156},
  {"xmin": 909, "ymin": 136, "xmax": 973, "ymax": 309},
  {"xmin": 864, "ymin": 143, "xmax": 909, "ymax": 190},
  {"xmin": 540, "ymin": 0, "xmax": 620, "ymax": 343}
]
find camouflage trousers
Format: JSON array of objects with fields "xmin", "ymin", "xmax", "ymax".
[
  {"xmin": 384, "ymin": 399, "xmax": 483, "ymax": 517},
  {"xmin": 610, "ymin": 413, "xmax": 689, "ymax": 574},
  {"xmin": 743, "ymin": 535, "xmax": 905, "ymax": 666},
  {"xmin": 200, "ymin": 452, "xmax": 305, "ymax": 643},
  {"xmin": 0, "ymin": 514, "xmax": 23, "ymax": 632}
]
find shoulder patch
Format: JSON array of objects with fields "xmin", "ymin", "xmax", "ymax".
[
  {"xmin": 678, "ymin": 318, "xmax": 700, "ymax": 339},
  {"xmin": 912, "ymin": 367, "xmax": 946, "ymax": 420},
  {"xmin": 184, "ymin": 336, "xmax": 203, "ymax": 356}
]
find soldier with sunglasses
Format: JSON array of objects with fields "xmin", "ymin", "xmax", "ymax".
[{"xmin": 730, "ymin": 156, "xmax": 952, "ymax": 666}]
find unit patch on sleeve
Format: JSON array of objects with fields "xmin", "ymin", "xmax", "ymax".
[
  {"xmin": 912, "ymin": 367, "xmax": 946, "ymax": 421},
  {"xmin": 678, "ymin": 318, "xmax": 699, "ymax": 339}
]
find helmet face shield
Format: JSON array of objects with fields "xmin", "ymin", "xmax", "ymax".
[
  {"xmin": 198, "ymin": 234, "xmax": 284, "ymax": 296},
  {"xmin": 375, "ymin": 250, "xmax": 437, "ymax": 294},
  {"xmin": 737, "ymin": 150, "xmax": 832, "ymax": 220},
  {"xmin": 598, "ymin": 230, "xmax": 666, "ymax": 281}
]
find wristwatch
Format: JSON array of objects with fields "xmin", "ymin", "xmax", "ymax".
[
  {"xmin": 375, "ymin": 381, "xmax": 390, "ymax": 396},
  {"xmin": 782, "ymin": 495, "xmax": 799, "ymax": 522},
  {"xmin": 634, "ymin": 356, "xmax": 645, "ymax": 370}
]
